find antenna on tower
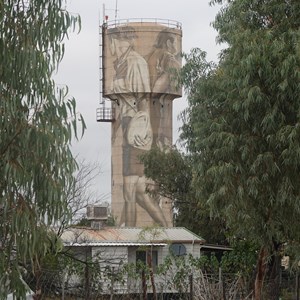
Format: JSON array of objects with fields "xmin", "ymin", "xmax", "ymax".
[
  {"xmin": 115, "ymin": 0, "xmax": 118, "ymax": 22},
  {"xmin": 102, "ymin": 3, "xmax": 106, "ymax": 23}
]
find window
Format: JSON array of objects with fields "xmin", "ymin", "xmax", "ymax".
[
  {"xmin": 136, "ymin": 250, "xmax": 158, "ymax": 271},
  {"xmin": 169, "ymin": 243, "xmax": 186, "ymax": 256}
]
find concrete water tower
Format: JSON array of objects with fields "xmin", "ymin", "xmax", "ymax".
[{"xmin": 97, "ymin": 18, "xmax": 182, "ymax": 227}]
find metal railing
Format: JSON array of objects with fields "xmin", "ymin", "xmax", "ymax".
[
  {"xmin": 96, "ymin": 107, "xmax": 115, "ymax": 122},
  {"xmin": 103, "ymin": 18, "xmax": 182, "ymax": 29}
]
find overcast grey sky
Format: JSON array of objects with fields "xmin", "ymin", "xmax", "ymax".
[{"xmin": 55, "ymin": 0, "xmax": 223, "ymax": 202}]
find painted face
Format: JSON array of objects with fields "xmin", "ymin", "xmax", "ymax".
[
  {"xmin": 110, "ymin": 37, "xmax": 131, "ymax": 57},
  {"xmin": 116, "ymin": 39, "xmax": 131, "ymax": 54},
  {"xmin": 167, "ymin": 37, "xmax": 178, "ymax": 54}
]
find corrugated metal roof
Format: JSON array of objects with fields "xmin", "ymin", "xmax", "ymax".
[
  {"xmin": 67, "ymin": 242, "xmax": 167, "ymax": 247},
  {"xmin": 61, "ymin": 227, "xmax": 204, "ymax": 246}
]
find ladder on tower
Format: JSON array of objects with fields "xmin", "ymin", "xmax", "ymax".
[{"xmin": 96, "ymin": 19, "xmax": 115, "ymax": 123}]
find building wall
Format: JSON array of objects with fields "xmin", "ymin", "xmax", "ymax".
[
  {"xmin": 92, "ymin": 246, "xmax": 128, "ymax": 264},
  {"xmin": 102, "ymin": 22, "xmax": 182, "ymax": 227},
  {"xmin": 66, "ymin": 243, "xmax": 202, "ymax": 295},
  {"xmin": 92, "ymin": 246, "xmax": 128, "ymax": 294}
]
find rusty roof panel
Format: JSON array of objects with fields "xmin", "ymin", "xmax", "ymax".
[{"xmin": 61, "ymin": 227, "xmax": 204, "ymax": 245}]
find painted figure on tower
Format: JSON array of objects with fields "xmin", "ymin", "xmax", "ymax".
[{"xmin": 103, "ymin": 21, "xmax": 182, "ymax": 227}]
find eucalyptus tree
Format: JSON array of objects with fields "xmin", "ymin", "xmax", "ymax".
[
  {"xmin": 0, "ymin": 0, "xmax": 84, "ymax": 297},
  {"xmin": 141, "ymin": 147, "xmax": 227, "ymax": 244},
  {"xmin": 180, "ymin": 0, "xmax": 300, "ymax": 299}
]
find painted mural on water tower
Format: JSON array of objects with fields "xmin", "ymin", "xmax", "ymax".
[{"xmin": 102, "ymin": 20, "xmax": 182, "ymax": 227}]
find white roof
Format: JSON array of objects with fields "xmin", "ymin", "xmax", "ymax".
[{"xmin": 61, "ymin": 227, "xmax": 204, "ymax": 247}]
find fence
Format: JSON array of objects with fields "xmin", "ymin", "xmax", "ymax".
[{"xmin": 21, "ymin": 266, "xmax": 299, "ymax": 300}]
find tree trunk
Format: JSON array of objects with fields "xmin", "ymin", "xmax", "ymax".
[
  {"xmin": 296, "ymin": 270, "xmax": 299, "ymax": 300},
  {"xmin": 141, "ymin": 269, "xmax": 147, "ymax": 300},
  {"xmin": 33, "ymin": 259, "xmax": 42, "ymax": 300},
  {"xmin": 254, "ymin": 246, "xmax": 268, "ymax": 300},
  {"xmin": 266, "ymin": 243, "xmax": 282, "ymax": 300},
  {"xmin": 189, "ymin": 274, "xmax": 193, "ymax": 300},
  {"xmin": 147, "ymin": 251, "xmax": 157, "ymax": 300},
  {"xmin": 85, "ymin": 263, "xmax": 90, "ymax": 300}
]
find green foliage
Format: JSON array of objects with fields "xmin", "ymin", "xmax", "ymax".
[
  {"xmin": 156, "ymin": 253, "xmax": 249, "ymax": 294},
  {"xmin": 23, "ymin": 228, "xmax": 66, "ymax": 295},
  {"xmin": 188, "ymin": 253, "xmax": 220, "ymax": 274},
  {"xmin": 141, "ymin": 147, "xmax": 193, "ymax": 203},
  {"xmin": 179, "ymin": 0, "xmax": 300, "ymax": 293},
  {"xmin": 180, "ymin": 0, "xmax": 300, "ymax": 252},
  {"xmin": 75, "ymin": 217, "xmax": 92, "ymax": 227},
  {"xmin": 105, "ymin": 214, "xmax": 117, "ymax": 226},
  {"xmin": 141, "ymin": 146, "xmax": 227, "ymax": 244},
  {"xmin": 0, "ymin": 0, "xmax": 84, "ymax": 297},
  {"xmin": 220, "ymin": 240, "xmax": 257, "ymax": 276}
]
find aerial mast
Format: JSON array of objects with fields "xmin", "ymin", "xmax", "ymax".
[{"xmin": 114, "ymin": 0, "xmax": 118, "ymax": 22}]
